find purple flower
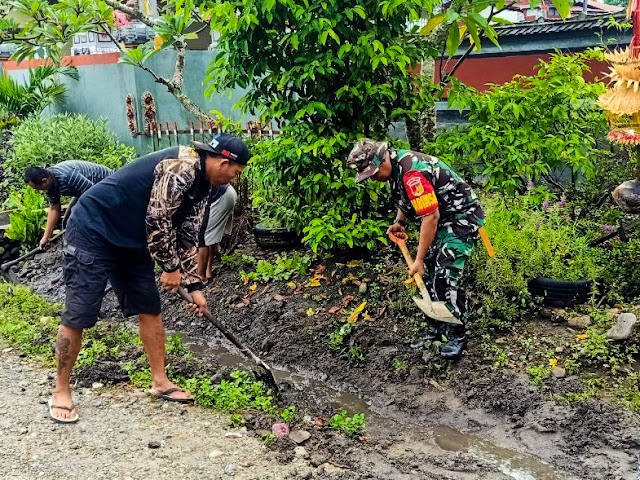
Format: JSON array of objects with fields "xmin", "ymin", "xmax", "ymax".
[
  {"xmin": 557, "ymin": 200, "xmax": 566, "ymax": 208},
  {"xmin": 600, "ymin": 225, "xmax": 618, "ymax": 232},
  {"xmin": 542, "ymin": 200, "xmax": 549, "ymax": 211},
  {"xmin": 527, "ymin": 181, "xmax": 534, "ymax": 190}
]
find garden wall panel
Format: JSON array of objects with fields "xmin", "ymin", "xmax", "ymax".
[{"xmin": 3, "ymin": 51, "xmax": 249, "ymax": 154}]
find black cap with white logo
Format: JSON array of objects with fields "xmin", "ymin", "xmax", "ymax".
[{"xmin": 194, "ymin": 133, "xmax": 251, "ymax": 165}]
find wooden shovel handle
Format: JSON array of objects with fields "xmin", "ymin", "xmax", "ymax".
[{"xmin": 395, "ymin": 240, "xmax": 429, "ymax": 295}]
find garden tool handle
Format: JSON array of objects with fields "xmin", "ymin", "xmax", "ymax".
[
  {"xmin": 479, "ymin": 226, "xmax": 495, "ymax": 258},
  {"xmin": 395, "ymin": 240, "xmax": 430, "ymax": 297}
]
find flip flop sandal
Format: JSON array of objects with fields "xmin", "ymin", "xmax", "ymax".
[
  {"xmin": 47, "ymin": 399, "xmax": 79, "ymax": 424},
  {"xmin": 150, "ymin": 387, "xmax": 194, "ymax": 404}
]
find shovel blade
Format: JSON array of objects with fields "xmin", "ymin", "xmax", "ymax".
[{"xmin": 412, "ymin": 296, "xmax": 463, "ymax": 325}]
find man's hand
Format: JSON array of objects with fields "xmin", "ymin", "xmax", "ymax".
[
  {"xmin": 160, "ymin": 270, "xmax": 181, "ymax": 292},
  {"xmin": 408, "ymin": 259, "xmax": 425, "ymax": 277},
  {"xmin": 387, "ymin": 222, "xmax": 407, "ymax": 240},
  {"xmin": 38, "ymin": 236, "xmax": 51, "ymax": 249},
  {"xmin": 187, "ymin": 290, "xmax": 207, "ymax": 316}
]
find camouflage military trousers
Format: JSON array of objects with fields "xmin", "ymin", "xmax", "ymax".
[{"xmin": 423, "ymin": 228, "xmax": 478, "ymax": 325}]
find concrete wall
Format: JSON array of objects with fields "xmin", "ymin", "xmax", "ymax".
[{"xmin": 5, "ymin": 51, "xmax": 250, "ymax": 154}]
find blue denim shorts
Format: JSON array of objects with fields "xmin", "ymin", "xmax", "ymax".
[{"xmin": 61, "ymin": 225, "xmax": 161, "ymax": 329}]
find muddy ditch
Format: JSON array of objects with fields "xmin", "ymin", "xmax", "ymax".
[{"xmin": 12, "ymin": 240, "xmax": 640, "ymax": 479}]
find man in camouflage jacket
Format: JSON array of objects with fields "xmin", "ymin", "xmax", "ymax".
[
  {"xmin": 48, "ymin": 134, "xmax": 249, "ymax": 423},
  {"xmin": 348, "ymin": 139, "xmax": 485, "ymax": 359}
]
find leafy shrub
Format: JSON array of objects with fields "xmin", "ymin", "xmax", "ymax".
[
  {"xmin": 469, "ymin": 195, "xmax": 605, "ymax": 327},
  {"xmin": 329, "ymin": 410, "xmax": 366, "ymax": 436},
  {"xmin": 4, "ymin": 186, "xmax": 47, "ymax": 247},
  {"xmin": 251, "ymin": 126, "xmax": 395, "ymax": 251},
  {"xmin": 0, "ymin": 65, "xmax": 78, "ymax": 119},
  {"xmin": 5, "ymin": 114, "xmax": 135, "ymax": 191},
  {"xmin": 431, "ymin": 50, "xmax": 608, "ymax": 198},
  {"xmin": 240, "ymin": 252, "xmax": 312, "ymax": 282}
]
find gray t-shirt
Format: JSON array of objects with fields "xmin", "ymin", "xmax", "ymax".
[{"xmin": 46, "ymin": 160, "xmax": 113, "ymax": 205}]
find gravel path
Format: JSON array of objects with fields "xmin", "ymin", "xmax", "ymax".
[{"xmin": 0, "ymin": 347, "xmax": 309, "ymax": 480}]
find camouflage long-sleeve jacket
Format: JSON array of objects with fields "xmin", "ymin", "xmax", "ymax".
[
  {"xmin": 146, "ymin": 146, "xmax": 210, "ymax": 291},
  {"xmin": 389, "ymin": 149, "xmax": 485, "ymax": 239}
]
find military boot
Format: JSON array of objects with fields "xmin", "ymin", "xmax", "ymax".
[
  {"xmin": 440, "ymin": 324, "xmax": 467, "ymax": 360},
  {"xmin": 410, "ymin": 321, "xmax": 445, "ymax": 349}
]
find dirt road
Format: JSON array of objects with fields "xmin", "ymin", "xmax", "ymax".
[{"xmin": 0, "ymin": 348, "xmax": 303, "ymax": 480}]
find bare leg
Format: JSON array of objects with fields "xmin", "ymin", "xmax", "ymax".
[
  {"xmin": 206, "ymin": 245, "xmax": 216, "ymax": 280},
  {"xmin": 197, "ymin": 246, "xmax": 209, "ymax": 284},
  {"xmin": 51, "ymin": 325, "xmax": 83, "ymax": 419},
  {"xmin": 139, "ymin": 313, "xmax": 192, "ymax": 400}
]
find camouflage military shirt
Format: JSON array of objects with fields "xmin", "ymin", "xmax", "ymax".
[{"xmin": 389, "ymin": 149, "xmax": 485, "ymax": 238}]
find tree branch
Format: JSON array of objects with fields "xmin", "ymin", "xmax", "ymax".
[
  {"xmin": 171, "ymin": 41, "xmax": 186, "ymax": 88},
  {"xmin": 102, "ymin": 0, "xmax": 158, "ymax": 28}
]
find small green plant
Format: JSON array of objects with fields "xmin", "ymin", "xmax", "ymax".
[
  {"xmin": 4, "ymin": 187, "xmax": 47, "ymax": 247},
  {"xmin": 492, "ymin": 349, "xmax": 509, "ymax": 371},
  {"xmin": 280, "ymin": 405, "xmax": 296, "ymax": 423},
  {"xmin": 348, "ymin": 346, "xmax": 366, "ymax": 364},
  {"xmin": 229, "ymin": 413, "xmax": 244, "ymax": 427},
  {"xmin": 329, "ymin": 410, "xmax": 366, "ymax": 437},
  {"xmin": 221, "ymin": 253, "xmax": 257, "ymax": 268},
  {"xmin": 261, "ymin": 433, "xmax": 276, "ymax": 444},
  {"xmin": 241, "ymin": 253, "xmax": 312, "ymax": 282},
  {"xmin": 392, "ymin": 358, "xmax": 407, "ymax": 371},
  {"xmin": 526, "ymin": 364, "xmax": 552, "ymax": 387},
  {"xmin": 75, "ymin": 339, "xmax": 109, "ymax": 369},
  {"xmin": 166, "ymin": 333, "xmax": 186, "ymax": 355},
  {"xmin": 121, "ymin": 360, "xmax": 153, "ymax": 389},
  {"xmin": 328, "ymin": 323, "xmax": 353, "ymax": 351},
  {"xmin": 180, "ymin": 370, "xmax": 276, "ymax": 414}
]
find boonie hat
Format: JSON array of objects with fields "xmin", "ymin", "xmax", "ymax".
[
  {"xmin": 195, "ymin": 133, "xmax": 251, "ymax": 165},
  {"xmin": 347, "ymin": 139, "xmax": 389, "ymax": 182}
]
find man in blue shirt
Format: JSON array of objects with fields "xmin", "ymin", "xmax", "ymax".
[{"xmin": 24, "ymin": 160, "xmax": 113, "ymax": 247}]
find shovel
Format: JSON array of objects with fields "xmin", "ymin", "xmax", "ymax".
[
  {"xmin": 177, "ymin": 287, "xmax": 281, "ymax": 395},
  {"xmin": 1, "ymin": 230, "xmax": 65, "ymax": 271},
  {"xmin": 388, "ymin": 232, "xmax": 462, "ymax": 325}
]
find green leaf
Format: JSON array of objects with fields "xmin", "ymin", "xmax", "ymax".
[
  {"xmin": 446, "ymin": 23, "xmax": 461, "ymax": 57},
  {"xmin": 551, "ymin": 0, "xmax": 571, "ymax": 19},
  {"xmin": 419, "ymin": 13, "xmax": 445, "ymax": 36}
]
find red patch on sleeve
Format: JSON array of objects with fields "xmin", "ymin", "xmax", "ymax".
[{"xmin": 403, "ymin": 170, "xmax": 438, "ymax": 216}]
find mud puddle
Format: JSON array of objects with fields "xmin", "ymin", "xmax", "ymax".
[{"xmin": 182, "ymin": 333, "xmax": 570, "ymax": 480}]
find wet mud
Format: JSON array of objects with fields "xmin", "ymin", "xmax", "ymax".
[{"xmin": 15, "ymin": 240, "xmax": 640, "ymax": 479}]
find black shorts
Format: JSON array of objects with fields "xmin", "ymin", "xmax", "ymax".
[{"xmin": 61, "ymin": 226, "xmax": 161, "ymax": 329}]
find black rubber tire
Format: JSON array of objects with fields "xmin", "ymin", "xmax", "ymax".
[
  {"xmin": 253, "ymin": 223, "xmax": 300, "ymax": 249},
  {"xmin": 527, "ymin": 277, "xmax": 594, "ymax": 307}
]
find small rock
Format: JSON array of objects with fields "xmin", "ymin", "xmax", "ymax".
[
  {"xmin": 289, "ymin": 430, "xmax": 311, "ymax": 444},
  {"xmin": 568, "ymin": 316, "xmax": 591, "ymax": 329},
  {"xmin": 552, "ymin": 366, "xmax": 566, "ymax": 378},
  {"xmin": 148, "ymin": 441, "xmax": 161, "ymax": 449},
  {"xmin": 2, "ymin": 348, "xmax": 13, "ymax": 353},
  {"xmin": 91, "ymin": 382, "xmax": 104, "ymax": 389},
  {"xmin": 294, "ymin": 446, "xmax": 309, "ymax": 458},
  {"xmin": 224, "ymin": 463, "xmax": 237, "ymax": 476},
  {"xmin": 552, "ymin": 309, "xmax": 569, "ymax": 321},
  {"xmin": 555, "ymin": 346, "xmax": 565, "ymax": 354},
  {"xmin": 272, "ymin": 422, "xmax": 290, "ymax": 438},
  {"xmin": 209, "ymin": 449, "xmax": 224, "ymax": 459},
  {"xmin": 607, "ymin": 313, "xmax": 638, "ymax": 340},
  {"xmin": 224, "ymin": 430, "xmax": 245, "ymax": 438},
  {"xmin": 358, "ymin": 283, "xmax": 367, "ymax": 294},
  {"xmin": 606, "ymin": 308, "xmax": 621, "ymax": 318}
]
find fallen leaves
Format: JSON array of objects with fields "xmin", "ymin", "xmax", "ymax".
[
  {"xmin": 347, "ymin": 260, "xmax": 362, "ymax": 268},
  {"xmin": 342, "ymin": 295, "xmax": 355, "ymax": 306},
  {"xmin": 328, "ymin": 306, "xmax": 342, "ymax": 314},
  {"xmin": 307, "ymin": 308, "xmax": 316, "ymax": 317},
  {"xmin": 347, "ymin": 301, "xmax": 367, "ymax": 324},
  {"xmin": 287, "ymin": 281, "xmax": 296, "ymax": 288},
  {"xmin": 577, "ymin": 333, "xmax": 587, "ymax": 340},
  {"xmin": 306, "ymin": 275, "xmax": 322, "ymax": 287},
  {"xmin": 249, "ymin": 283, "xmax": 257, "ymax": 292},
  {"xmin": 549, "ymin": 358, "xmax": 557, "ymax": 366},
  {"xmin": 273, "ymin": 294, "xmax": 287, "ymax": 302}
]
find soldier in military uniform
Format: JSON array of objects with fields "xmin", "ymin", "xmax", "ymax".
[{"xmin": 347, "ymin": 139, "xmax": 485, "ymax": 359}]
